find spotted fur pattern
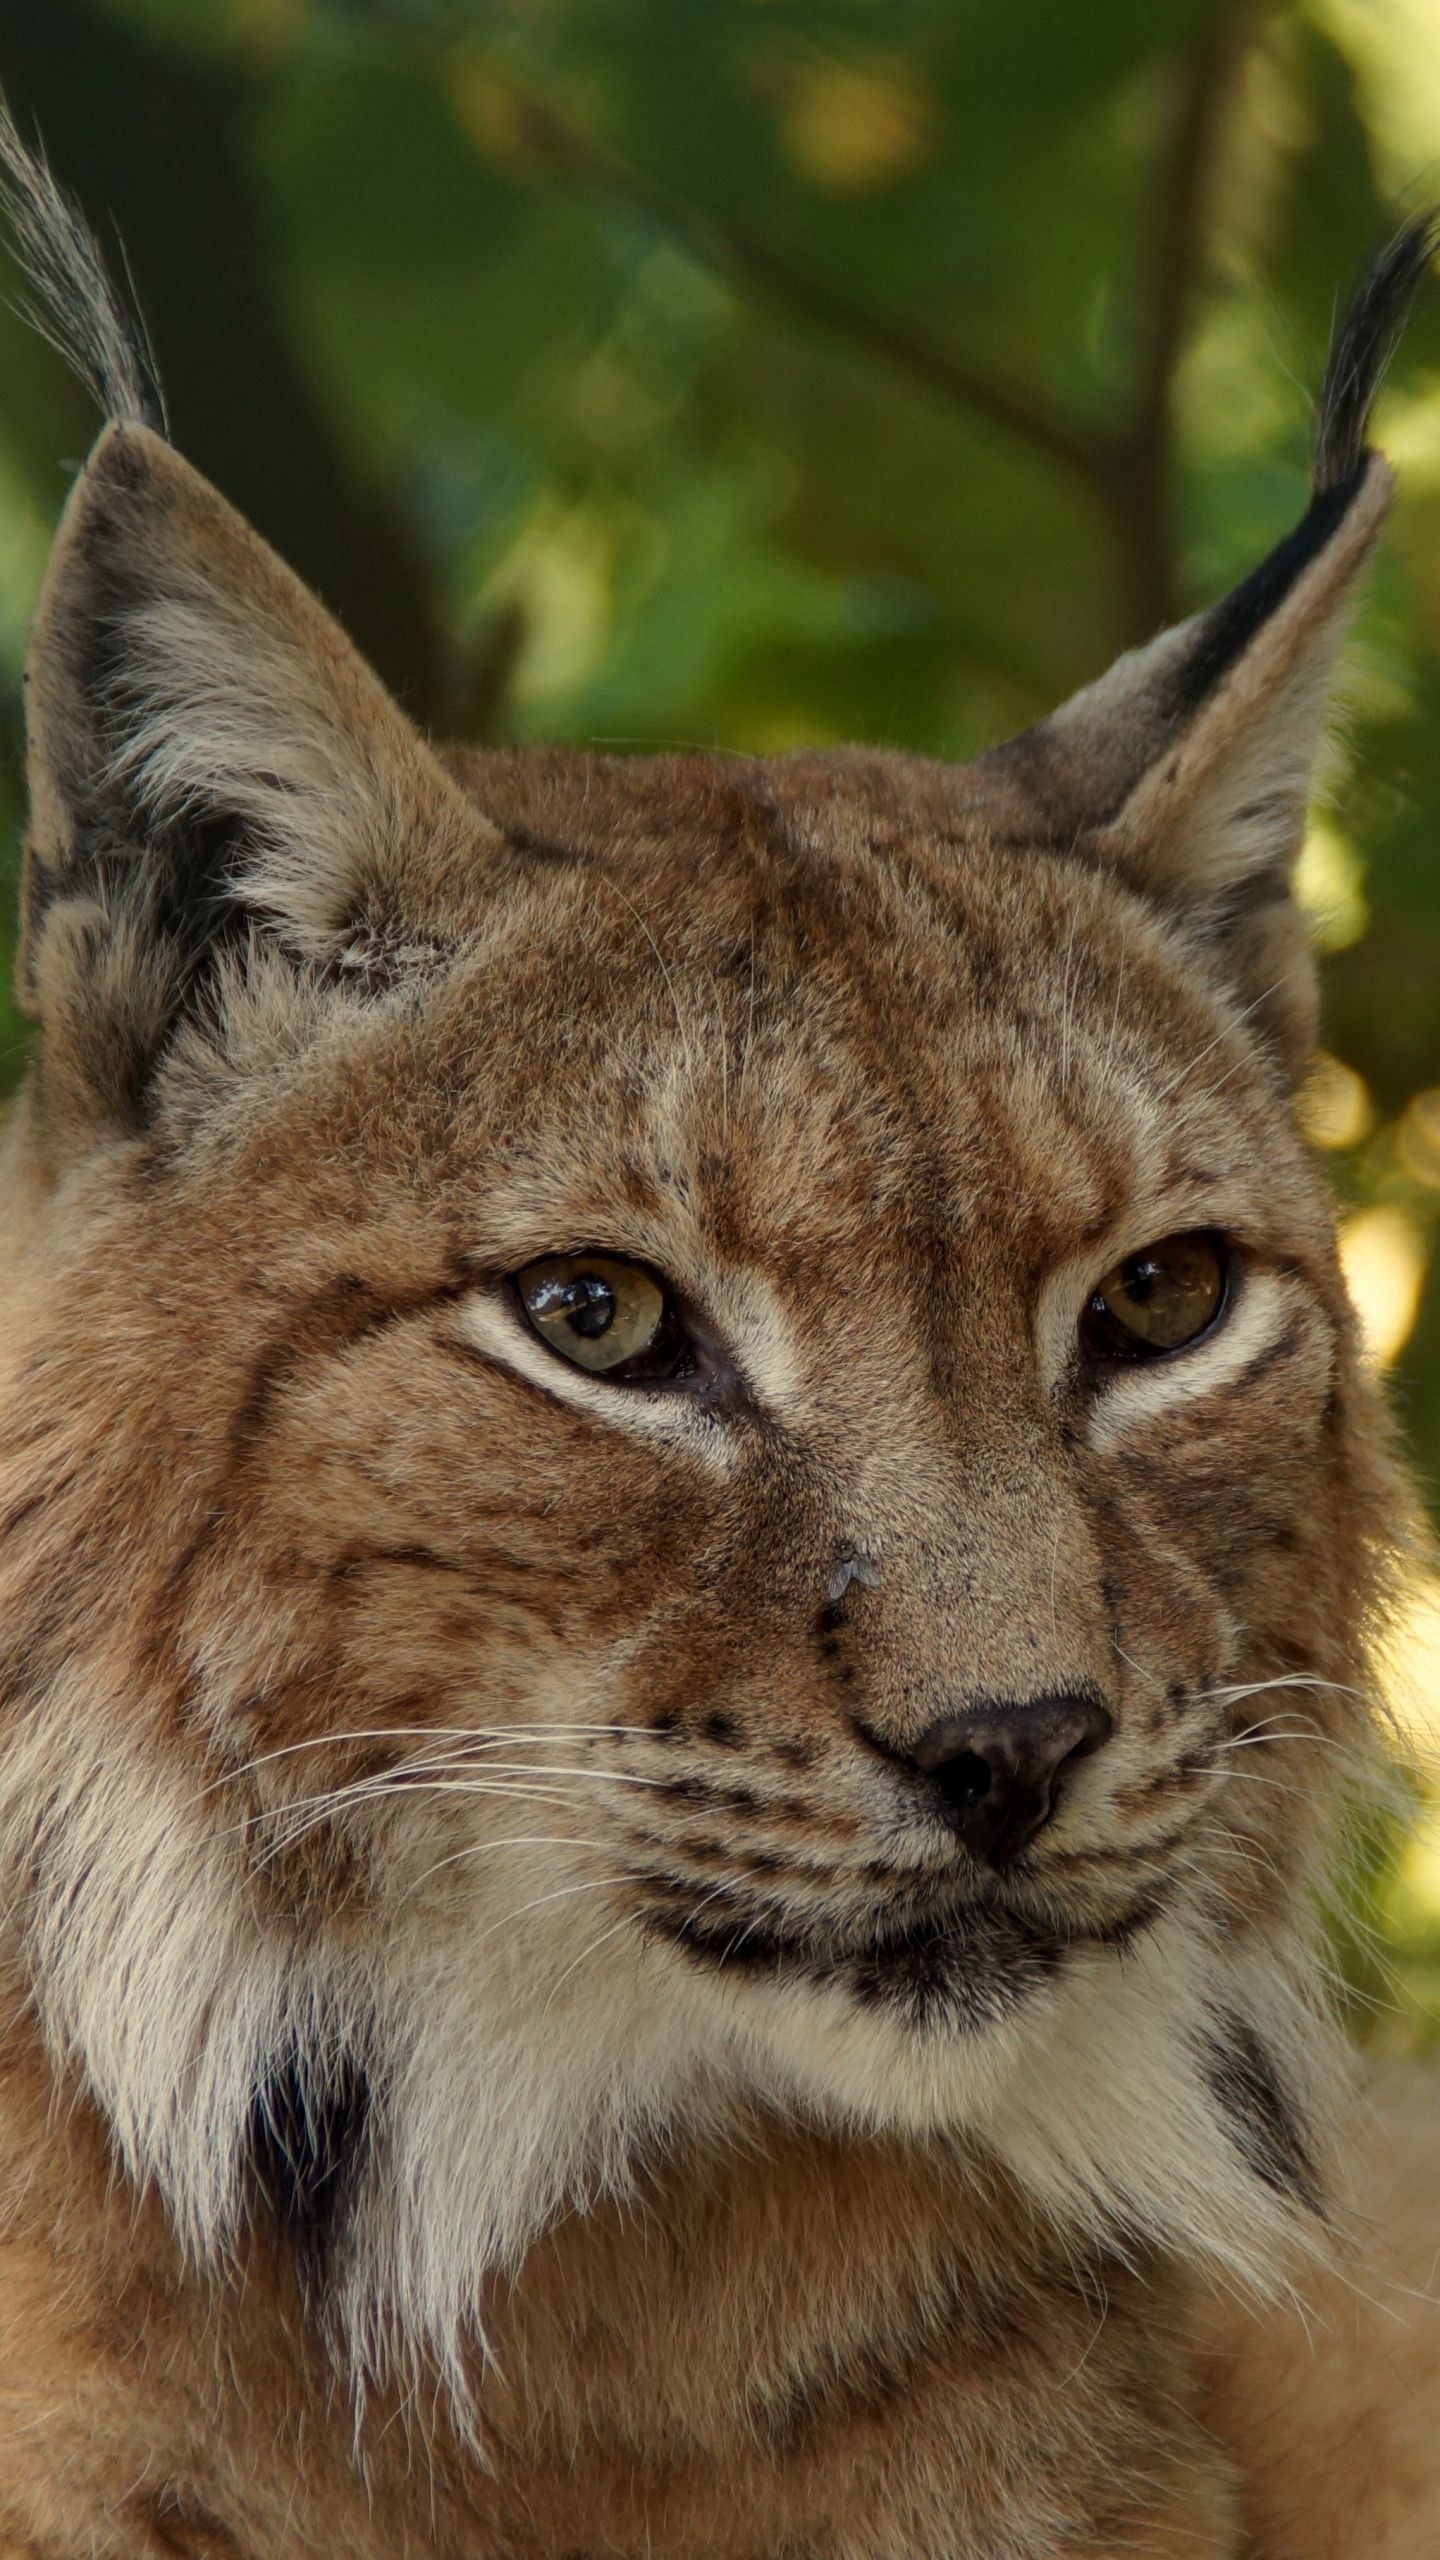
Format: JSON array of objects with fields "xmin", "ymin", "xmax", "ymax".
[{"xmin": 0, "ymin": 105, "xmax": 1435, "ymax": 2559}]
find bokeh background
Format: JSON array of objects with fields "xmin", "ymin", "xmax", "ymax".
[{"xmin": 1, "ymin": 0, "xmax": 1439, "ymax": 2034}]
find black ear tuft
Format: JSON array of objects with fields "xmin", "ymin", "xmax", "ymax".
[
  {"xmin": 969, "ymin": 211, "xmax": 1437, "ymax": 1086},
  {"xmin": 1155, "ymin": 213, "xmax": 1438, "ymax": 743},
  {"xmin": 1315, "ymin": 210, "xmax": 1440, "ymax": 495},
  {"xmin": 0, "ymin": 91, "xmax": 165, "ymax": 433}
]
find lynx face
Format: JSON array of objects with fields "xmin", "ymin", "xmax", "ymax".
[
  {"xmin": 0, "ymin": 204, "xmax": 1423, "ymax": 2370},
  {"xmin": 209, "ymin": 745, "xmax": 1348, "ymax": 2116}
]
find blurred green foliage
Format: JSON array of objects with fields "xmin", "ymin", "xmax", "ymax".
[{"xmin": 1, "ymin": 0, "xmax": 1440, "ymax": 2022}]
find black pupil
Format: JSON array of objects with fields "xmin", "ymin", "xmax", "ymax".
[
  {"xmin": 557, "ymin": 1273, "xmax": 616, "ymax": 1339},
  {"xmin": 1123, "ymin": 1254, "xmax": 1162, "ymax": 1302}
]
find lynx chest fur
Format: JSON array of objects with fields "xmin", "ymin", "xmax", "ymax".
[{"xmin": 0, "ymin": 119, "xmax": 1436, "ymax": 2560}]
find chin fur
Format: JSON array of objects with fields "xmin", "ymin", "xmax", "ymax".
[{"xmin": 4, "ymin": 1681, "xmax": 1335, "ymax": 2407}]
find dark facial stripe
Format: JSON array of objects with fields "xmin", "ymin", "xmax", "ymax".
[
  {"xmin": 1198, "ymin": 2010, "xmax": 1320, "ymax": 2213},
  {"xmin": 0, "ymin": 1480, "xmax": 72, "ymax": 1544},
  {"xmin": 231, "ymin": 1264, "xmax": 472, "ymax": 1461},
  {"xmin": 644, "ymin": 1771, "xmax": 834, "ymax": 1828},
  {"xmin": 433, "ymin": 1326, "xmax": 582, "ymax": 1420},
  {"xmin": 1232, "ymin": 1309, "xmax": 1308, "ymax": 1392},
  {"xmin": 245, "ymin": 2043, "xmax": 369, "ymax": 2271},
  {"xmin": 639, "ymin": 1876, "xmax": 1066, "ymax": 2035}
]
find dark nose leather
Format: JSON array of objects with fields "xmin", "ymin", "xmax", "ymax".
[{"xmin": 909, "ymin": 1692, "xmax": 1112, "ymax": 1868}]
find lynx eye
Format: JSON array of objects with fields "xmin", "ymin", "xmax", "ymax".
[
  {"xmin": 515, "ymin": 1252, "xmax": 695, "ymax": 1382},
  {"xmin": 1082, "ymin": 1230, "xmax": 1228, "ymax": 1362}
]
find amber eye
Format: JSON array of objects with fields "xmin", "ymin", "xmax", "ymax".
[
  {"xmin": 1082, "ymin": 1231, "xmax": 1229, "ymax": 1362},
  {"xmin": 515, "ymin": 1252, "xmax": 694, "ymax": 1382}
]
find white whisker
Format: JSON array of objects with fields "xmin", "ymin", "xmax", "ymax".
[
  {"xmin": 200, "ymin": 1721, "xmax": 661, "ymax": 1798},
  {"xmin": 409, "ymin": 1834, "xmax": 618, "ymax": 1890}
]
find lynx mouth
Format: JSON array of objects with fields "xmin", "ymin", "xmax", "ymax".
[{"xmin": 639, "ymin": 1875, "xmax": 1165, "ymax": 2033}]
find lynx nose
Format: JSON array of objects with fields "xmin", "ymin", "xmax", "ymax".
[{"xmin": 909, "ymin": 1692, "xmax": 1112, "ymax": 1869}]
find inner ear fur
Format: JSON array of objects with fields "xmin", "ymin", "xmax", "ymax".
[{"xmin": 19, "ymin": 422, "xmax": 486, "ymax": 1138}]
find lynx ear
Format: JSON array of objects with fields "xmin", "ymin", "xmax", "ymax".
[
  {"xmin": 19, "ymin": 423, "xmax": 480, "ymax": 1138},
  {"xmin": 978, "ymin": 217, "xmax": 1436, "ymax": 1076}
]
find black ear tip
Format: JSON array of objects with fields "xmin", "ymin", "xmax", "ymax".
[{"xmin": 1314, "ymin": 209, "xmax": 1440, "ymax": 494}]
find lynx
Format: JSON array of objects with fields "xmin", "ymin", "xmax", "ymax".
[{"xmin": 0, "ymin": 108, "xmax": 1435, "ymax": 2560}]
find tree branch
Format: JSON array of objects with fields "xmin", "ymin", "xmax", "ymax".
[
  {"xmin": 1115, "ymin": 3, "xmax": 1265, "ymax": 637},
  {"xmin": 489, "ymin": 55, "xmax": 1264, "ymax": 652},
  {"xmin": 500, "ymin": 83, "xmax": 1116, "ymax": 504}
]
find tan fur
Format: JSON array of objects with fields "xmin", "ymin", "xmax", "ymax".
[
  {"xmin": 1198, "ymin": 2061, "xmax": 1440, "ymax": 2560},
  {"xmin": 0, "ymin": 196, "xmax": 1435, "ymax": 2555}
]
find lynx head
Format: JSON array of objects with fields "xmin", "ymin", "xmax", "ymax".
[{"xmin": 0, "ymin": 115, "xmax": 1426, "ymax": 2382}]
